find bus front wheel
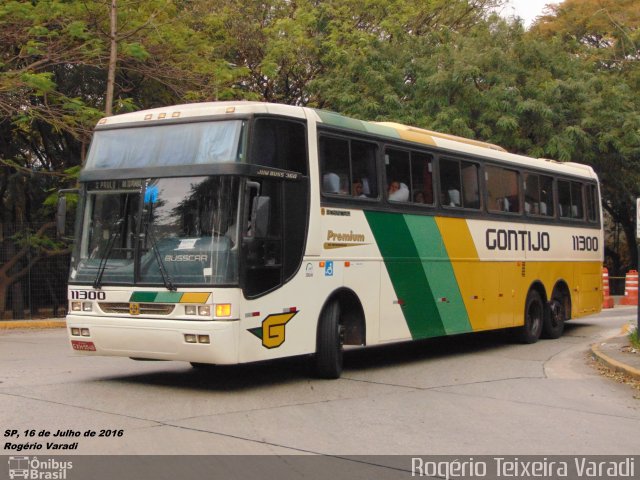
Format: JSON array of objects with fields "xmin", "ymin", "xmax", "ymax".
[
  {"xmin": 315, "ymin": 300, "xmax": 344, "ymax": 379},
  {"xmin": 517, "ymin": 289, "xmax": 544, "ymax": 344}
]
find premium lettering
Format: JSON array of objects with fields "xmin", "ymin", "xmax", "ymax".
[{"xmin": 327, "ymin": 230, "xmax": 365, "ymax": 243}]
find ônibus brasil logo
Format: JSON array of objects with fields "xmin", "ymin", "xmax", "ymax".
[{"xmin": 8, "ymin": 456, "xmax": 73, "ymax": 479}]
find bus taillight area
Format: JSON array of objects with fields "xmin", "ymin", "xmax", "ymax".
[{"xmin": 65, "ymin": 315, "xmax": 241, "ymax": 365}]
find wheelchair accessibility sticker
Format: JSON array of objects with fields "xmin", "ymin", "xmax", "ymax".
[{"xmin": 324, "ymin": 261, "xmax": 334, "ymax": 276}]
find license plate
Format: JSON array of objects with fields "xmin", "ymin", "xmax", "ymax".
[{"xmin": 71, "ymin": 340, "xmax": 96, "ymax": 351}]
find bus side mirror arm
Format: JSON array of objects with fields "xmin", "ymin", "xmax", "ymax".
[
  {"xmin": 251, "ymin": 196, "xmax": 271, "ymax": 239},
  {"xmin": 244, "ymin": 181, "xmax": 271, "ymax": 239}
]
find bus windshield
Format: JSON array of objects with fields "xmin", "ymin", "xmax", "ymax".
[
  {"xmin": 70, "ymin": 176, "xmax": 240, "ymax": 287},
  {"xmin": 85, "ymin": 120, "xmax": 245, "ymax": 170}
]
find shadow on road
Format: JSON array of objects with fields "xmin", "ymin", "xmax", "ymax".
[{"xmin": 93, "ymin": 321, "xmax": 591, "ymax": 392}]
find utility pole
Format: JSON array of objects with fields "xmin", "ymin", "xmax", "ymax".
[{"xmin": 105, "ymin": 0, "xmax": 117, "ymax": 116}]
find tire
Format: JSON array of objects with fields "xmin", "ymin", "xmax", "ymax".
[
  {"xmin": 190, "ymin": 362, "xmax": 216, "ymax": 370},
  {"xmin": 543, "ymin": 296, "xmax": 565, "ymax": 339},
  {"xmin": 517, "ymin": 289, "xmax": 544, "ymax": 344},
  {"xmin": 315, "ymin": 300, "xmax": 344, "ymax": 379}
]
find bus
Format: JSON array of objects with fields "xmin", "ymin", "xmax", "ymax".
[{"xmin": 60, "ymin": 101, "xmax": 603, "ymax": 378}]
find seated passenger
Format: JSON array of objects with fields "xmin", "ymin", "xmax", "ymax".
[
  {"xmin": 389, "ymin": 181, "xmax": 410, "ymax": 202},
  {"xmin": 323, "ymin": 172, "xmax": 341, "ymax": 194},
  {"xmin": 447, "ymin": 188, "xmax": 461, "ymax": 207}
]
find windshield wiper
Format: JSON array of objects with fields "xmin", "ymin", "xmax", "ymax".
[
  {"xmin": 144, "ymin": 223, "xmax": 176, "ymax": 291},
  {"xmin": 93, "ymin": 218, "xmax": 123, "ymax": 289}
]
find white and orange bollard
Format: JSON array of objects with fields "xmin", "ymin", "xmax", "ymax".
[
  {"xmin": 602, "ymin": 267, "xmax": 614, "ymax": 308},
  {"xmin": 620, "ymin": 269, "xmax": 639, "ymax": 306}
]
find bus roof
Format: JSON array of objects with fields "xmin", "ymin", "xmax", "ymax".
[{"xmin": 96, "ymin": 101, "xmax": 598, "ymax": 181}]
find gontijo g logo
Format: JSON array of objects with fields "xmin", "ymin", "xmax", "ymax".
[{"xmin": 248, "ymin": 311, "xmax": 298, "ymax": 349}]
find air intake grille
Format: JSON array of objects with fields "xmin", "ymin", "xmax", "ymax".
[{"xmin": 99, "ymin": 303, "xmax": 175, "ymax": 315}]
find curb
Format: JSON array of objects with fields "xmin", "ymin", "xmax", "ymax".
[
  {"xmin": 0, "ymin": 319, "xmax": 66, "ymax": 330},
  {"xmin": 591, "ymin": 341, "xmax": 640, "ymax": 381}
]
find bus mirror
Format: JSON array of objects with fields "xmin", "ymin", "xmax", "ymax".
[
  {"xmin": 56, "ymin": 189, "xmax": 78, "ymax": 239},
  {"xmin": 251, "ymin": 196, "xmax": 271, "ymax": 238},
  {"xmin": 56, "ymin": 196, "xmax": 67, "ymax": 237}
]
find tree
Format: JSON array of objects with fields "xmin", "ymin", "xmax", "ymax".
[
  {"xmin": 0, "ymin": 0, "xmax": 245, "ymax": 317},
  {"xmin": 533, "ymin": 0, "xmax": 640, "ymax": 270}
]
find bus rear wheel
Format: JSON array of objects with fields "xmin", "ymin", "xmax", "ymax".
[
  {"xmin": 315, "ymin": 300, "xmax": 344, "ymax": 379},
  {"xmin": 543, "ymin": 296, "xmax": 566, "ymax": 339},
  {"xmin": 517, "ymin": 289, "xmax": 544, "ymax": 344}
]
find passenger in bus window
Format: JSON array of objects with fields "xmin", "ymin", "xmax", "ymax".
[
  {"xmin": 388, "ymin": 180, "xmax": 409, "ymax": 202},
  {"xmin": 414, "ymin": 191, "xmax": 425, "ymax": 204},
  {"xmin": 352, "ymin": 181, "xmax": 367, "ymax": 198},
  {"xmin": 447, "ymin": 188, "xmax": 461, "ymax": 207}
]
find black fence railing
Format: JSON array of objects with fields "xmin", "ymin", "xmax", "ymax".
[{"xmin": 1, "ymin": 223, "xmax": 70, "ymax": 320}]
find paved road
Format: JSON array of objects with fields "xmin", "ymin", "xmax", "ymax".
[{"xmin": 1, "ymin": 309, "xmax": 639, "ymax": 456}]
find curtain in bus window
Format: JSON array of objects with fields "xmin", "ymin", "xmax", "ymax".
[
  {"xmin": 439, "ymin": 159, "xmax": 461, "ymax": 207},
  {"xmin": 351, "ymin": 140, "xmax": 378, "ymax": 198},
  {"xmin": 320, "ymin": 136, "xmax": 350, "ymax": 195},
  {"xmin": 586, "ymin": 184, "xmax": 598, "ymax": 222},
  {"xmin": 412, "ymin": 152, "xmax": 434, "ymax": 204},
  {"xmin": 461, "ymin": 161, "xmax": 480, "ymax": 209},
  {"xmin": 487, "ymin": 166, "xmax": 519, "ymax": 213},
  {"xmin": 86, "ymin": 121, "xmax": 244, "ymax": 170}
]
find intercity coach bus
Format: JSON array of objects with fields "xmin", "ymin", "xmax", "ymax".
[{"xmin": 61, "ymin": 101, "xmax": 603, "ymax": 378}]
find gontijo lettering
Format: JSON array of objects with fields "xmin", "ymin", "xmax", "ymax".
[{"xmin": 486, "ymin": 228, "xmax": 550, "ymax": 251}]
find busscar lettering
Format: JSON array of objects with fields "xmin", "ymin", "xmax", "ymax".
[
  {"xmin": 486, "ymin": 229, "xmax": 550, "ymax": 251},
  {"xmin": 164, "ymin": 254, "xmax": 208, "ymax": 262}
]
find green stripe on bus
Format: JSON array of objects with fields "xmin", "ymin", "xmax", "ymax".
[
  {"xmin": 313, "ymin": 109, "xmax": 400, "ymax": 139},
  {"xmin": 155, "ymin": 292, "xmax": 184, "ymax": 303},
  {"xmin": 130, "ymin": 291, "xmax": 158, "ymax": 302},
  {"xmin": 404, "ymin": 216, "xmax": 471, "ymax": 335},
  {"xmin": 365, "ymin": 212, "xmax": 472, "ymax": 339},
  {"xmin": 365, "ymin": 211, "xmax": 446, "ymax": 339}
]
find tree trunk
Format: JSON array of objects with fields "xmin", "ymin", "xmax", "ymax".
[
  {"xmin": 11, "ymin": 280, "xmax": 24, "ymax": 320},
  {"xmin": 105, "ymin": 0, "xmax": 117, "ymax": 116}
]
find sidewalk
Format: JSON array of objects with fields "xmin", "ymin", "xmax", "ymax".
[
  {"xmin": 0, "ymin": 318, "xmax": 66, "ymax": 329},
  {"xmin": 591, "ymin": 323, "xmax": 640, "ymax": 381}
]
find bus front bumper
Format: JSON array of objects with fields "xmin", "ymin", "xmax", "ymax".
[{"xmin": 65, "ymin": 315, "xmax": 240, "ymax": 365}]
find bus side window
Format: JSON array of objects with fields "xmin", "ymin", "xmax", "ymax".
[
  {"xmin": 524, "ymin": 173, "xmax": 554, "ymax": 217},
  {"xmin": 439, "ymin": 158, "xmax": 480, "ymax": 209},
  {"xmin": 320, "ymin": 135, "xmax": 378, "ymax": 198},
  {"xmin": 558, "ymin": 180, "xmax": 584, "ymax": 219},
  {"xmin": 411, "ymin": 152, "xmax": 434, "ymax": 204},
  {"xmin": 320, "ymin": 136, "xmax": 350, "ymax": 195},
  {"xmin": 385, "ymin": 148, "xmax": 410, "ymax": 202},
  {"xmin": 487, "ymin": 165, "xmax": 520, "ymax": 213},
  {"xmin": 251, "ymin": 119, "xmax": 308, "ymax": 175},
  {"xmin": 351, "ymin": 140, "xmax": 378, "ymax": 198}
]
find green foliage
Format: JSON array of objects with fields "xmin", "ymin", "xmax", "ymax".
[
  {"xmin": 0, "ymin": 0, "xmax": 638, "ymax": 273},
  {"xmin": 630, "ymin": 327, "xmax": 640, "ymax": 351}
]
